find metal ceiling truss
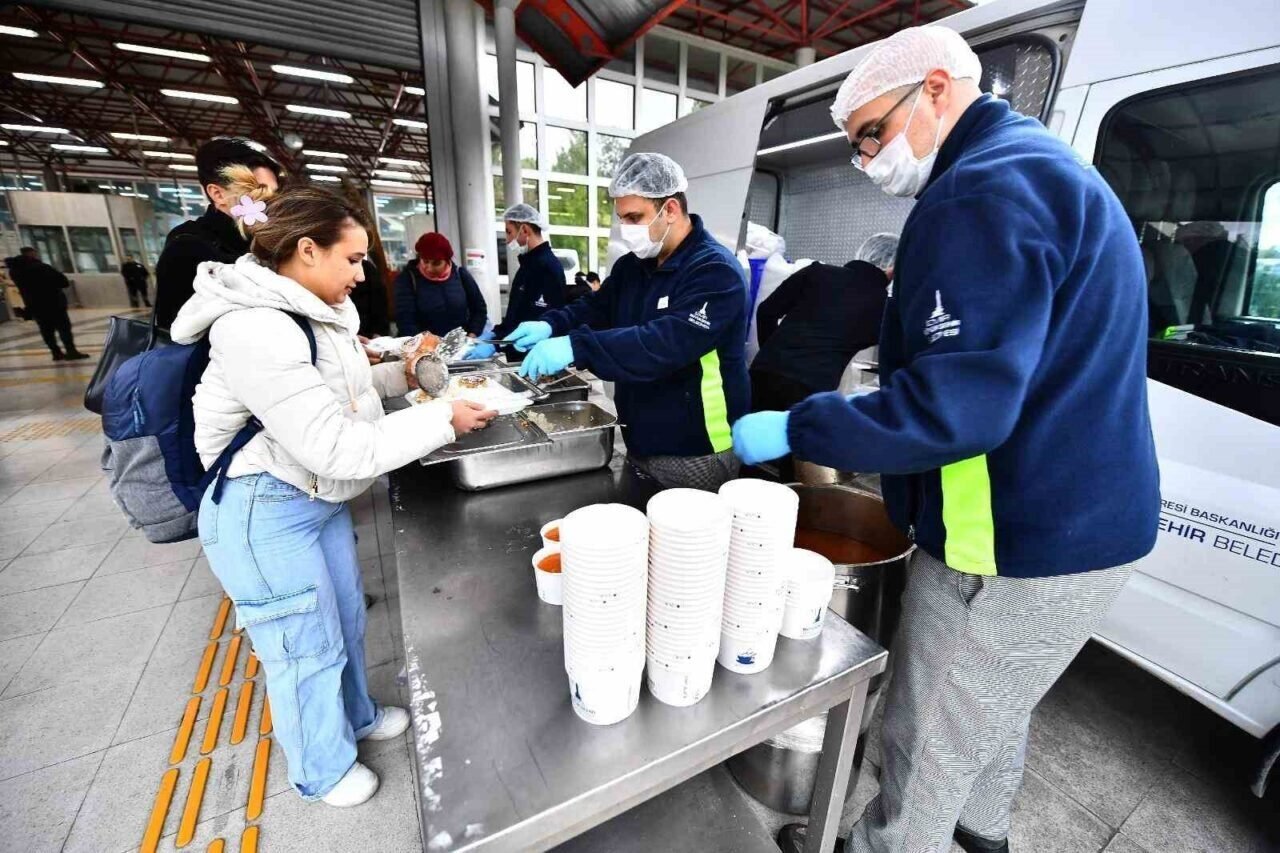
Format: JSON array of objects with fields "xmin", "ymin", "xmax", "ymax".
[
  {"xmin": 0, "ymin": 4, "xmax": 431, "ymax": 188},
  {"xmin": 669, "ymin": 0, "xmax": 970, "ymax": 61}
]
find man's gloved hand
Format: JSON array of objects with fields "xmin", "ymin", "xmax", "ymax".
[
  {"xmin": 464, "ymin": 341, "xmax": 497, "ymax": 359},
  {"xmin": 478, "ymin": 329, "xmax": 496, "ymax": 342},
  {"xmin": 731, "ymin": 411, "xmax": 792, "ymax": 464},
  {"xmin": 518, "ymin": 337, "xmax": 574, "ymax": 382},
  {"xmin": 508, "ymin": 321, "xmax": 552, "ymax": 352}
]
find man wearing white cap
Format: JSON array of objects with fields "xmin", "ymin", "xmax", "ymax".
[
  {"xmin": 509, "ymin": 152, "xmax": 750, "ymax": 490},
  {"xmin": 733, "ymin": 26, "xmax": 1159, "ymax": 853}
]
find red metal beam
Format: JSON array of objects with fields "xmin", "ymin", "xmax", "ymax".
[
  {"xmin": 681, "ymin": 3, "xmax": 803, "ymax": 45},
  {"xmin": 747, "ymin": 0, "xmax": 802, "ymax": 42},
  {"xmin": 812, "ymin": 0, "xmax": 900, "ymax": 41}
]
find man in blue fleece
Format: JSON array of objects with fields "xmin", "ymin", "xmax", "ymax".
[
  {"xmin": 511, "ymin": 153, "xmax": 749, "ymax": 490},
  {"xmin": 745, "ymin": 26, "xmax": 1161, "ymax": 853}
]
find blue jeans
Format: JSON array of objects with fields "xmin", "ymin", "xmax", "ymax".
[{"xmin": 199, "ymin": 474, "xmax": 378, "ymax": 799}]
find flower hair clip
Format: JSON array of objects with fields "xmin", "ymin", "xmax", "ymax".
[{"xmin": 230, "ymin": 195, "xmax": 268, "ymax": 226}]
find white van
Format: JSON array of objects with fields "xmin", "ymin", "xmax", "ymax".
[{"xmin": 631, "ymin": 0, "xmax": 1280, "ymax": 792}]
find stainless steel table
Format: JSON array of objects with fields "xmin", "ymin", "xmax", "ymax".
[{"xmin": 391, "ymin": 460, "xmax": 887, "ymax": 853}]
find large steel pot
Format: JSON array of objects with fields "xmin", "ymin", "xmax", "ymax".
[{"xmin": 727, "ymin": 484, "xmax": 913, "ymax": 815}]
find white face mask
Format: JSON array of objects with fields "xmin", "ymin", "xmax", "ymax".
[
  {"xmin": 858, "ymin": 88, "xmax": 945, "ymax": 198},
  {"xmin": 618, "ymin": 205, "xmax": 672, "ymax": 260},
  {"xmin": 507, "ymin": 239, "xmax": 527, "ymax": 256}
]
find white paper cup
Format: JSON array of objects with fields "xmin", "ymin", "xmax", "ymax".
[
  {"xmin": 717, "ymin": 630, "xmax": 779, "ymax": 674},
  {"xmin": 779, "ymin": 598, "xmax": 827, "ymax": 640},
  {"xmin": 540, "ymin": 519, "xmax": 563, "ymax": 550},
  {"xmin": 568, "ymin": 667, "xmax": 643, "ymax": 725},
  {"xmin": 532, "ymin": 546, "xmax": 562, "ymax": 605},
  {"xmin": 646, "ymin": 658, "xmax": 716, "ymax": 707}
]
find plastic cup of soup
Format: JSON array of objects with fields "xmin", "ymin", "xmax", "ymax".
[
  {"xmin": 541, "ymin": 519, "xmax": 562, "ymax": 550},
  {"xmin": 533, "ymin": 546, "xmax": 563, "ymax": 605}
]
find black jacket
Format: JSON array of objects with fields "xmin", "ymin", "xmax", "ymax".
[
  {"xmin": 122, "ymin": 261, "xmax": 149, "ymax": 288},
  {"xmin": 393, "ymin": 262, "xmax": 487, "ymax": 337},
  {"xmin": 154, "ymin": 204, "xmax": 249, "ymax": 329},
  {"xmin": 751, "ymin": 261, "xmax": 887, "ymax": 392},
  {"xmin": 494, "ymin": 241, "xmax": 566, "ymax": 337},
  {"xmin": 350, "ymin": 259, "xmax": 391, "ymax": 337},
  {"xmin": 5, "ymin": 254, "xmax": 70, "ymax": 317}
]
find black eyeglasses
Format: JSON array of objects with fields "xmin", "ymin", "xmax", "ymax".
[{"xmin": 849, "ymin": 82, "xmax": 923, "ymax": 166}]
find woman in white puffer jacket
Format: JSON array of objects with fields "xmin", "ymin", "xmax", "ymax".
[{"xmin": 171, "ymin": 173, "xmax": 495, "ymax": 808}]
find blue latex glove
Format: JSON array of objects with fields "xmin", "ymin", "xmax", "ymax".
[
  {"xmin": 464, "ymin": 341, "xmax": 497, "ymax": 359},
  {"xmin": 518, "ymin": 337, "xmax": 574, "ymax": 382},
  {"xmin": 509, "ymin": 321, "xmax": 552, "ymax": 352},
  {"xmin": 478, "ymin": 329, "xmax": 496, "ymax": 342},
  {"xmin": 731, "ymin": 411, "xmax": 791, "ymax": 464}
]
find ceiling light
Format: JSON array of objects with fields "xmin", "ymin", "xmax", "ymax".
[
  {"xmin": 13, "ymin": 72, "xmax": 103, "ymax": 88},
  {"xmin": 306, "ymin": 163, "xmax": 346, "ymax": 173},
  {"xmin": 170, "ymin": 164, "xmax": 198, "ymax": 171},
  {"xmin": 392, "ymin": 118, "xmax": 427, "ymax": 129},
  {"xmin": 1, "ymin": 123, "xmax": 68, "ymax": 133},
  {"xmin": 162, "ymin": 88, "xmax": 238, "ymax": 105},
  {"xmin": 143, "ymin": 150, "xmax": 194, "ymax": 160},
  {"xmin": 378, "ymin": 156, "xmax": 423, "ymax": 167},
  {"xmin": 756, "ymin": 131, "xmax": 847, "ymax": 157},
  {"xmin": 0, "ymin": 141, "xmax": 7, "ymax": 146},
  {"xmin": 115, "ymin": 42, "xmax": 209, "ymax": 62},
  {"xmin": 111, "ymin": 132, "xmax": 170, "ymax": 142},
  {"xmin": 404, "ymin": 85, "xmax": 425, "ymax": 96},
  {"xmin": 0, "ymin": 25, "xmax": 38, "ymax": 38},
  {"xmin": 51, "ymin": 143, "xmax": 109, "ymax": 153},
  {"xmin": 272, "ymin": 65, "xmax": 354, "ymax": 84},
  {"xmin": 286, "ymin": 104, "xmax": 351, "ymax": 119},
  {"xmin": 371, "ymin": 178, "xmax": 417, "ymax": 189},
  {"xmin": 374, "ymin": 169, "xmax": 413, "ymax": 180},
  {"xmin": 310, "ymin": 175, "xmax": 341, "ymax": 182},
  {"xmin": 98, "ymin": 183, "xmax": 117, "ymax": 190},
  {"xmin": 119, "ymin": 191, "xmax": 146, "ymax": 198},
  {"xmin": 303, "ymin": 149, "xmax": 347, "ymax": 159}
]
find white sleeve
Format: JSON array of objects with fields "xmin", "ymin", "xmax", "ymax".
[
  {"xmin": 213, "ymin": 311, "xmax": 456, "ymax": 480},
  {"xmin": 370, "ymin": 360, "xmax": 410, "ymax": 400}
]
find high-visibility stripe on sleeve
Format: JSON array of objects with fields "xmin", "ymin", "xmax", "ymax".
[
  {"xmin": 941, "ymin": 454, "xmax": 998, "ymax": 576},
  {"xmin": 699, "ymin": 350, "xmax": 733, "ymax": 454}
]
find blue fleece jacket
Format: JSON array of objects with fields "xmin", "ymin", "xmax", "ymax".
[
  {"xmin": 494, "ymin": 240, "xmax": 566, "ymax": 338},
  {"xmin": 541, "ymin": 215, "xmax": 750, "ymax": 458},
  {"xmin": 787, "ymin": 96, "xmax": 1160, "ymax": 578},
  {"xmin": 393, "ymin": 263, "xmax": 487, "ymax": 337}
]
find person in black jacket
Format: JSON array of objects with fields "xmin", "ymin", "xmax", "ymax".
[
  {"xmin": 749, "ymin": 232, "xmax": 897, "ymax": 412},
  {"xmin": 393, "ymin": 232, "xmax": 488, "ymax": 337},
  {"xmin": 351, "ymin": 258, "xmax": 390, "ymax": 338},
  {"xmin": 120, "ymin": 254, "xmax": 151, "ymax": 308},
  {"xmin": 153, "ymin": 137, "xmax": 281, "ymax": 329},
  {"xmin": 5, "ymin": 247, "xmax": 88, "ymax": 361},
  {"xmin": 493, "ymin": 204, "xmax": 566, "ymax": 356}
]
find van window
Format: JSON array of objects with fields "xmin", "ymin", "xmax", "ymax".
[
  {"xmin": 1096, "ymin": 65, "xmax": 1280, "ymax": 425},
  {"xmin": 978, "ymin": 38, "xmax": 1057, "ymax": 120},
  {"xmin": 1096, "ymin": 67, "xmax": 1280, "ymax": 348}
]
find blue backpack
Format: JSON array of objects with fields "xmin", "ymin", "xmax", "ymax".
[{"xmin": 102, "ymin": 312, "xmax": 316, "ymax": 543}]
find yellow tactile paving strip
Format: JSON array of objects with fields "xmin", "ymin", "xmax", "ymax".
[
  {"xmin": 0, "ymin": 416, "xmax": 101, "ymax": 440},
  {"xmin": 140, "ymin": 596, "xmax": 276, "ymax": 852}
]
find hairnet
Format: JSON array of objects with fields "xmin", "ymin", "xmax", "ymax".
[
  {"xmin": 608, "ymin": 152, "xmax": 688, "ymax": 199},
  {"xmin": 502, "ymin": 203, "xmax": 544, "ymax": 227},
  {"xmin": 855, "ymin": 232, "xmax": 899, "ymax": 272},
  {"xmin": 830, "ymin": 26, "xmax": 981, "ymax": 129}
]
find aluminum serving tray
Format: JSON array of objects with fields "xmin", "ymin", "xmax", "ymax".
[{"xmin": 446, "ymin": 401, "xmax": 617, "ymax": 491}]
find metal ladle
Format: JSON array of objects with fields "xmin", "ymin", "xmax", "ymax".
[{"xmin": 413, "ymin": 351, "xmax": 450, "ymax": 397}]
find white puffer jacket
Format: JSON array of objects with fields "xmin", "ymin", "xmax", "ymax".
[{"xmin": 171, "ymin": 255, "xmax": 455, "ymax": 503}]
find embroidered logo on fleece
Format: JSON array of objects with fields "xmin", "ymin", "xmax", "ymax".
[
  {"xmin": 688, "ymin": 302, "xmax": 711, "ymax": 330},
  {"xmin": 923, "ymin": 290, "xmax": 960, "ymax": 343}
]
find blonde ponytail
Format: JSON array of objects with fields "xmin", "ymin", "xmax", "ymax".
[{"xmin": 220, "ymin": 164, "xmax": 276, "ymax": 238}]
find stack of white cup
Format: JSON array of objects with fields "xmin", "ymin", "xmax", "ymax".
[
  {"xmin": 779, "ymin": 548, "xmax": 836, "ymax": 640},
  {"xmin": 645, "ymin": 489, "xmax": 732, "ymax": 706},
  {"xmin": 717, "ymin": 479, "xmax": 800, "ymax": 674},
  {"xmin": 561, "ymin": 503, "xmax": 649, "ymax": 725}
]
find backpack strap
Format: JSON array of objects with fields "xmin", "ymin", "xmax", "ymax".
[{"xmin": 202, "ymin": 312, "xmax": 317, "ymax": 503}]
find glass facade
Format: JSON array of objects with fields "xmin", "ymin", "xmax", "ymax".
[{"xmin": 485, "ymin": 28, "xmax": 790, "ymax": 280}]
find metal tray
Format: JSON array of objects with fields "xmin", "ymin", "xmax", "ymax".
[
  {"xmin": 419, "ymin": 413, "xmax": 550, "ymax": 465},
  {"xmin": 446, "ymin": 401, "xmax": 617, "ymax": 490},
  {"xmin": 536, "ymin": 372, "xmax": 592, "ymax": 403},
  {"xmin": 447, "ymin": 355, "xmax": 504, "ymax": 373}
]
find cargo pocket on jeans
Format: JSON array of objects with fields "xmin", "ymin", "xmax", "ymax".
[{"xmin": 233, "ymin": 586, "xmax": 331, "ymax": 662}]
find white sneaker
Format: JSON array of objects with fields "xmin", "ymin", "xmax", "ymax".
[
  {"xmin": 321, "ymin": 762, "xmax": 379, "ymax": 807},
  {"xmin": 362, "ymin": 706, "xmax": 411, "ymax": 742}
]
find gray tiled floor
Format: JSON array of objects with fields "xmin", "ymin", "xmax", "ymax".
[{"xmin": 1, "ymin": 311, "xmax": 1276, "ymax": 853}]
